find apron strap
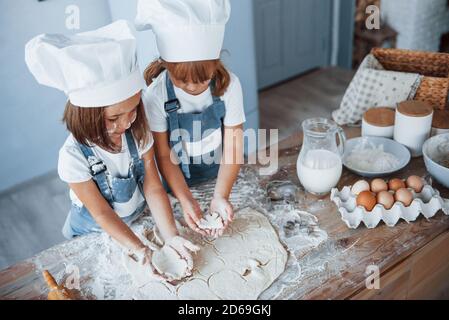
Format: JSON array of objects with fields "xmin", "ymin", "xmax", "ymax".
[
  {"xmin": 125, "ymin": 130, "xmax": 145, "ymax": 196},
  {"xmin": 164, "ymin": 74, "xmax": 191, "ymax": 178},
  {"xmin": 77, "ymin": 143, "xmax": 114, "ymax": 204},
  {"xmin": 125, "ymin": 130, "xmax": 140, "ymax": 164},
  {"xmin": 210, "ymin": 79, "xmax": 221, "ymax": 103}
]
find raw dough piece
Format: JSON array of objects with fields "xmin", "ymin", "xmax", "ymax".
[
  {"xmin": 208, "ymin": 270, "xmax": 261, "ymax": 300},
  {"xmin": 152, "ymin": 245, "xmax": 190, "ymax": 281},
  {"xmin": 132, "ymin": 282, "xmax": 178, "ymax": 300},
  {"xmin": 177, "ymin": 279, "xmax": 219, "ymax": 300},
  {"xmin": 198, "ymin": 211, "xmax": 224, "ymax": 230}
]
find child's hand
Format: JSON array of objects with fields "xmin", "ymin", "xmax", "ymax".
[
  {"xmin": 132, "ymin": 245, "xmax": 165, "ymax": 281},
  {"xmin": 167, "ymin": 236, "xmax": 200, "ymax": 271},
  {"xmin": 180, "ymin": 198, "xmax": 208, "ymax": 236},
  {"xmin": 210, "ymin": 196, "xmax": 234, "ymax": 237}
]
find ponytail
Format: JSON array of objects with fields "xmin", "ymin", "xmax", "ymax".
[{"xmin": 143, "ymin": 59, "xmax": 166, "ymax": 86}]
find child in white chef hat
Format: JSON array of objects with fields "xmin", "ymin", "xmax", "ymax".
[
  {"xmin": 136, "ymin": 0, "xmax": 246, "ymax": 237},
  {"xmin": 25, "ymin": 20, "xmax": 199, "ymax": 277}
]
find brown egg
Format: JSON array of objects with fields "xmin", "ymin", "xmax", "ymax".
[
  {"xmin": 357, "ymin": 191, "xmax": 377, "ymax": 211},
  {"xmin": 371, "ymin": 178, "xmax": 388, "ymax": 193},
  {"xmin": 388, "ymin": 178, "xmax": 406, "ymax": 192},
  {"xmin": 406, "ymin": 175, "xmax": 424, "ymax": 193},
  {"xmin": 394, "ymin": 188, "xmax": 414, "ymax": 207},
  {"xmin": 376, "ymin": 191, "xmax": 395, "ymax": 210}
]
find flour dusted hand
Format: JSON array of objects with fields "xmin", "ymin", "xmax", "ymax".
[
  {"xmin": 181, "ymin": 198, "xmax": 208, "ymax": 236},
  {"xmin": 210, "ymin": 196, "xmax": 234, "ymax": 237},
  {"xmin": 166, "ymin": 236, "xmax": 200, "ymax": 270},
  {"xmin": 130, "ymin": 246, "xmax": 164, "ymax": 281}
]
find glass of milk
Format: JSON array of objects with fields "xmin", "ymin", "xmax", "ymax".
[{"xmin": 297, "ymin": 118, "xmax": 346, "ymax": 195}]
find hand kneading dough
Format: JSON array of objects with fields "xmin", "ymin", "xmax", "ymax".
[
  {"xmin": 124, "ymin": 208, "xmax": 288, "ymax": 300},
  {"xmin": 152, "ymin": 245, "xmax": 190, "ymax": 281},
  {"xmin": 197, "ymin": 211, "xmax": 224, "ymax": 230}
]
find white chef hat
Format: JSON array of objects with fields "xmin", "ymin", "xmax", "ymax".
[
  {"xmin": 25, "ymin": 20, "xmax": 145, "ymax": 108},
  {"xmin": 135, "ymin": 0, "xmax": 231, "ymax": 62}
]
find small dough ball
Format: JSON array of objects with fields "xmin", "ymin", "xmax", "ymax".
[
  {"xmin": 406, "ymin": 175, "xmax": 424, "ymax": 193},
  {"xmin": 394, "ymin": 188, "xmax": 414, "ymax": 207},
  {"xmin": 351, "ymin": 180, "xmax": 370, "ymax": 195},
  {"xmin": 371, "ymin": 179, "xmax": 388, "ymax": 193},
  {"xmin": 376, "ymin": 191, "xmax": 395, "ymax": 210},
  {"xmin": 388, "ymin": 178, "xmax": 406, "ymax": 192},
  {"xmin": 357, "ymin": 191, "xmax": 377, "ymax": 211}
]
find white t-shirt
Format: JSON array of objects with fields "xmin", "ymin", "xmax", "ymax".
[
  {"xmin": 142, "ymin": 70, "xmax": 246, "ymax": 133},
  {"xmin": 58, "ymin": 133, "xmax": 154, "ymax": 218}
]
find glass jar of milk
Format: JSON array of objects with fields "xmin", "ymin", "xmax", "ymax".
[{"xmin": 297, "ymin": 118, "xmax": 346, "ymax": 195}]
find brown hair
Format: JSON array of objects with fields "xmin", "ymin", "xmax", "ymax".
[
  {"xmin": 144, "ymin": 59, "xmax": 231, "ymax": 97},
  {"xmin": 62, "ymin": 100, "xmax": 150, "ymax": 153}
]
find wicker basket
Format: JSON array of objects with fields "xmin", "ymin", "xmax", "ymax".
[{"xmin": 371, "ymin": 48, "xmax": 449, "ymax": 110}]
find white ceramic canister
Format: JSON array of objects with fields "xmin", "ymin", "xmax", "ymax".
[
  {"xmin": 394, "ymin": 100, "xmax": 434, "ymax": 157},
  {"xmin": 431, "ymin": 110, "xmax": 449, "ymax": 137},
  {"xmin": 362, "ymin": 107, "xmax": 395, "ymax": 138}
]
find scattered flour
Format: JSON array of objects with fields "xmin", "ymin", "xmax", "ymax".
[{"xmin": 31, "ymin": 167, "xmax": 328, "ymax": 300}]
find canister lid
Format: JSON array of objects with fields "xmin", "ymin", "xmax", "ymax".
[
  {"xmin": 432, "ymin": 110, "xmax": 449, "ymax": 129},
  {"xmin": 397, "ymin": 100, "xmax": 433, "ymax": 117},
  {"xmin": 363, "ymin": 107, "xmax": 395, "ymax": 127}
]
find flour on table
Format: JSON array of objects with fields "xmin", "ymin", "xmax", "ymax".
[
  {"xmin": 123, "ymin": 207, "xmax": 288, "ymax": 300},
  {"xmin": 31, "ymin": 167, "xmax": 328, "ymax": 300}
]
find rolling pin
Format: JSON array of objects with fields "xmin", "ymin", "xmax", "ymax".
[{"xmin": 42, "ymin": 270, "xmax": 75, "ymax": 300}]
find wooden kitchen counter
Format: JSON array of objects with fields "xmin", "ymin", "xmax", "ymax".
[{"xmin": 1, "ymin": 127, "xmax": 449, "ymax": 300}]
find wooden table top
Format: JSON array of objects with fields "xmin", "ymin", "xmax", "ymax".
[{"xmin": 1, "ymin": 126, "xmax": 448, "ymax": 300}]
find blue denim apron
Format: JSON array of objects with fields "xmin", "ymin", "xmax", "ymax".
[
  {"xmin": 62, "ymin": 130, "xmax": 146, "ymax": 239},
  {"xmin": 164, "ymin": 74, "xmax": 226, "ymax": 187}
]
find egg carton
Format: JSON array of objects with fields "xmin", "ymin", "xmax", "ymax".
[{"xmin": 330, "ymin": 185, "xmax": 449, "ymax": 229}]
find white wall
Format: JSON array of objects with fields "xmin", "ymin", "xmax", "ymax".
[
  {"xmin": 108, "ymin": 0, "xmax": 159, "ymax": 74},
  {"xmin": 0, "ymin": 0, "xmax": 112, "ymax": 192},
  {"xmin": 222, "ymin": 0, "xmax": 260, "ymax": 147}
]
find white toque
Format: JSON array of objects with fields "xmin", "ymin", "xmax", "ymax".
[
  {"xmin": 25, "ymin": 20, "xmax": 145, "ymax": 108},
  {"xmin": 135, "ymin": 0, "xmax": 231, "ymax": 63}
]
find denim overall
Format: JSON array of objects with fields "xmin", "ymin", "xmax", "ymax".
[
  {"xmin": 164, "ymin": 75, "xmax": 226, "ymax": 187},
  {"xmin": 62, "ymin": 130, "xmax": 146, "ymax": 239}
]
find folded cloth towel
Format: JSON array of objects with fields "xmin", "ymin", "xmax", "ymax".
[{"xmin": 332, "ymin": 54, "xmax": 423, "ymax": 125}]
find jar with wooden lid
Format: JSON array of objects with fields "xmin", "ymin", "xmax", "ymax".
[
  {"xmin": 362, "ymin": 107, "xmax": 395, "ymax": 138},
  {"xmin": 431, "ymin": 110, "xmax": 449, "ymax": 136},
  {"xmin": 394, "ymin": 100, "xmax": 434, "ymax": 157}
]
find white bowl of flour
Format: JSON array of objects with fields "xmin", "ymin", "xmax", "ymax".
[{"xmin": 343, "ymin": 137, "xmax": 411, "ymax": 177}]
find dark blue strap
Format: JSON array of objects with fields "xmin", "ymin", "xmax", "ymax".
[
  {"xmin": 77, "ymin": 143, "xmax": 114, "ymax": 204},
  {"xmin": 125, "ymin": 130, "xmax": 145, "ymax": 195},
  {"xmin": 165, "ymin": 74, "xmax": 191, "ymax": 178}
]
